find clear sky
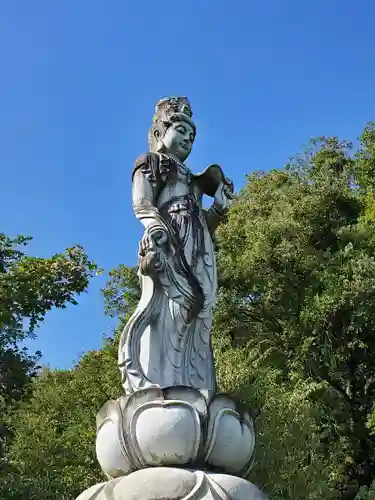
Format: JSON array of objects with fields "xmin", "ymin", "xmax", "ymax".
[{"xmin": 1, "ymin": 1, "xmax": 374, "ymax": 369}]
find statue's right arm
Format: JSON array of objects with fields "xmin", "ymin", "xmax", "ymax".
[{"xmin": 132, "ymin": 153, "xmax": 163, "ymax": 230}]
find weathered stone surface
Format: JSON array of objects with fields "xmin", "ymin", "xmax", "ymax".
[
  {"xmin": 96, "ymin": 387, "xmax": 255, "ymax": 479},
  {"xmin": 118, "ymin": 97, "xmax": 234, "ymax": 400},
  {"xmin": 75, "ymin": 482, "xmax": 106, "ymax": 500},
  {"xmin": 210, "ymin": 474, "xmax": 269, "ymax": 500},
  {"xmin": 75, "ymin": 468, "xmax": 267, "ymax": 500}
]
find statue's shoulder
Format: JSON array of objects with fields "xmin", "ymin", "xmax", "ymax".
[
  {"xmin": 134, "ymin": 152, "xmax": 160, "ymax": 170},
  {"xmin": 132, "ymin": 153, "xmax": 170, "ymax": 189},
  {"xmin": 133, "ymin": 152, "xmax": 161, "ymax": 179}
]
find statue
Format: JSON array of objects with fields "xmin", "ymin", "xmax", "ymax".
[
  {"xmin": 74, "ymin": 97, "xmax": 267, "ymax": 500},
  {"xmin": 118, "ymin": 96, "xmax": 234, "ymax": 401}
]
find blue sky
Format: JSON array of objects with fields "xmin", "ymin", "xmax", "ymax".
[{"xmin": 1, "ymin": 1, "xmax": 375, "ymax": 369}]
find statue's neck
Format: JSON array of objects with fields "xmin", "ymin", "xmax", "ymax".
[{"xmin": 163, "ymin": 152, "xmax": 187, "ymax": 167}]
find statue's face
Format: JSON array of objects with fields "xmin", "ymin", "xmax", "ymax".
[{"xmin": 162, "ymin": 121, "xmax": 195, "ymax": 161}]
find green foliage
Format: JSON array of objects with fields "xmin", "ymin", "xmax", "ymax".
[
  {"xmin": 215, "ymin": 126, "xmax": 375, "ymax": 497},
  {"xmin": 214, "ymin": 333, "xmax": 334, "ymax": 499},
  {"xmin": 102, "ymin": 264, "xmax": 140, "ymax": 327},
  {"xmin": 353, "ymin": 122, "xmax": 375, "ymax": 193},
  {"xmin": 0, "ymin": 234, "xmax": 99, "ymax": 345},
  {"xmin": 0, "ymin": 337, "xmax": 121, "ymax": 500},
  {"xmin": 0, "ymin": 233, "xmax": 99, "ymax": 497},
  {"xmin": 0, "ymin": 232, "xmax": 99, "ymax": 406}
]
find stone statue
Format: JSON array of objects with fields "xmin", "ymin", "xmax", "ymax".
[
  {"xmin": 74, "ymin": 97, "xmax": 268, "ymax": 500},
  {"xmin": 118, "ymin": 96, "xmax": 234, "ymax": 401}
]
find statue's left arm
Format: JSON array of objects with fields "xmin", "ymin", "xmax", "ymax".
[
  {"xmin": 204, "ymin": 181, "xmax": 233, "ymax": 234},
  {"xmin": 204, "ymin": 204, "xmax": 228, "ymax": 234}
]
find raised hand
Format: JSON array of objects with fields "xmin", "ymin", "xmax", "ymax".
[{"xmin": 213, "ymin": 179, "xmax": 234, "ymax": 214}]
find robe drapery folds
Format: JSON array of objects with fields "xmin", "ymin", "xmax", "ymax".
[{"xmin": 118, "ymin": 153, "xmax": 229, "ymax": 401}]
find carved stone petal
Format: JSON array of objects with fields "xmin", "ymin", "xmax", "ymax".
[
  {"xmin": 207, "ymin": 473, "xmax": 268, "ymax": 500},
  {"xmin": 204, "ymin": 395, "xmax": 255, "ymax": 476},
  {"xmin": 96, "ymin": 400, "xmax": 133, "ymax": 478},
  {"xmin": 131, "ymin": 400, "xmax": 202, "ymax": 466},
  {"xmin": 75, "ymin": 483, "xmax": 107, "ymax": 500},
  {"xmin": 96, "ymin": 388, "xmax": 208, "ymax": 477},
  {"xmin": 163, "ymin": 386, "xmax": 208, "ymax": 416},
  {"xmin": 75, "ymin": 468, "xmax": 267, "ymax": 500}
]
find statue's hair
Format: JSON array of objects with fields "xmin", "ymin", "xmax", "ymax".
[{"xmin": 148, "ymin": 96, "xmax": 196, "ymax": 152}]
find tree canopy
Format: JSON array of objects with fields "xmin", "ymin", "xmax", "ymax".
[
  {"xmin": 215, "ymin": 124, "xmax": 375, "ymax": 498},
  {"xmin": 0, "ymin": 233, "xmax": 98, "ymax": 493}
]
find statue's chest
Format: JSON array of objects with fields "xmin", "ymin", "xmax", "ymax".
[{"xmin": 157, "ymin": 159, "xmax": 198, "ymax": 206}]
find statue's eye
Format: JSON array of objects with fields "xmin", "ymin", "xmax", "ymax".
[{"xmin": 176, "ymin": 125, "xmax": 186, "ymax": 134}]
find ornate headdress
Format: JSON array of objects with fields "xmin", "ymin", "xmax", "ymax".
[{"xmin": 148, "ymin": 96, "xmax": 196, "ymax": 151}]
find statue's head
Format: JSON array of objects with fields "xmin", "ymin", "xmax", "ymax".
[{"xmin": 148, "ymin": 96, "xmax": 196, "ymax": 161}]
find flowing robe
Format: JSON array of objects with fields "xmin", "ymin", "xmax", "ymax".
[{"xmin": 118, "ymin": 152, "xmax": 227, "ymax": 401}]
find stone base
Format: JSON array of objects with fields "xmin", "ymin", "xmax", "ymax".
[
  {"xmin": 75, "ymin": 467, "xmax": 267, "ymax": 500},
  {"xmin": 96, "ymin": 387, "xmax": 255, "ymax": 478}
]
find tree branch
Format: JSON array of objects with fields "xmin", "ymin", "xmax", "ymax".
[{"xmin": 311, "ymin": 366, "xmax": 356, "ymax": 407}]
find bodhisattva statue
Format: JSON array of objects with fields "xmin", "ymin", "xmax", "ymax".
[
  {"xmin": 118, "ymin": 96, "xmax": 233, "ymax": 401},
  {"xmin": 75, "ymin": 97, "xmax": 267, "ymax": 500}
]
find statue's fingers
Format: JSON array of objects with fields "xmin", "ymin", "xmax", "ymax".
[
  {"xmin": 141, "ymin": 235, "xmax": 149, "ymax": 252},
  {"xmin": 224, "ymin": 187, "xmax": 234, "ymax": 199}
]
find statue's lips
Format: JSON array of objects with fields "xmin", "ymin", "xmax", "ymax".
[{"xmin": 179, "ymin": 143, "xmax": 189, "ymax": 151}]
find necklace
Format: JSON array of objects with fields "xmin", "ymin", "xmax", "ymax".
[{"xmin": 162, "ymin": 153, "xmax": 194, "ymax": 185}]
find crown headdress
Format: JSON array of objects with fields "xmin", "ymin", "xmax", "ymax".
[{"xmin": 152, "ymin": 96, "xmax": 195, "ymax": 130}]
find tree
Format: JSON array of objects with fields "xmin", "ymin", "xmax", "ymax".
[
  {"xmin": 101, "ymin": 264, "xmax": 140, "ymax": 327},
  {"xmin": 215, "ymin": 125, "xmax": 375, "ymax": 498},
  {"xmin": 0, "ymin": 233, "xmax": 98, "ymax": 399},
  {"xmin": 0, "ymin": 234, "xmax": 98, "ymax": 346},
  {"xmin": 0, "ymin": 337, "xmax": 121, "ymax": 500},
  {"xmin": 0, "ymin": 233, "xmax": 98, "ymax": 482}
]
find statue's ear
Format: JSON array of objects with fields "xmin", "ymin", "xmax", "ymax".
[
  {"xmin": 154, "ymin": 129, "xmax": 161, "ymax": 140},
  {"xmin": 154, "ymin": 126, "xmax": 166, "ymax": 153}
]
